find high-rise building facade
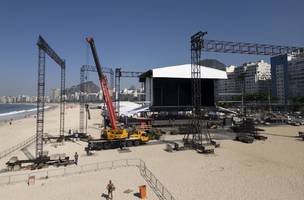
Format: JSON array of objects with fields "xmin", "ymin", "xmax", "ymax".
[
  {"xmin": 216, "ymin": 60, "xmax": 271, "ymax": 101},
  {"xmin": 288, "ymin": 55, "xmax": 304, "ymax": 98},
  {"xmin": 271, "ymin": 52, "xmax": 304, "ymax": 104},
  {"xmin": 242, "ymin": 60, "xmax": 271, "ymax": 94},
  {"xmin": 51, "ymin": 88, "xmax": 61, "ymax": 103}
]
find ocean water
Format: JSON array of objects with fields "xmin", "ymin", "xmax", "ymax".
[{"xmin": 0, "ymin": 104, "xmax": 37, "ymax": 122}]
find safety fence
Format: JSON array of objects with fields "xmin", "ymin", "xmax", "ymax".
[
  {"xmin": 0, "ymin": 135, "xmax": 36, "ymax": 160},
  {"xmin": 138, "ymin": 160, "xmax": 176, "ymax": 200},
  {"xmin": 0, "ymin": 158, "xmax": 176, "ymax": 200}
]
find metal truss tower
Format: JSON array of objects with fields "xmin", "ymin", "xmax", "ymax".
[
  {"xmin": 183, "ymin": 31, "xmax": 213, "ymax": 152},
  {"xmin": 60, "ymin": 62, "xmax": 66, "ymax": 137},
  {"xmin": 36, "ymin": 48, "xmax": 46, "ymax": 158},
  {"xmin": 36, "ymin": 36, "xmax": 65, "ymax": 158},
  {"xmin": 114, "ymin": 68, "xmax": 143, "ymax": 116},
  {"xmin": 79, "ymin": 65, "xmax": 113, "ymax": 133},
  {"xmin": 114, "ymin": 68, "xmax": 121, "ymax": 116},
  {"xmin": 79, "ymin": 66, "xmax": 86, "ymax": 134},
  {"xmin": 183, "ymin": 31, "xmax": 303, "ymax": 153},
  {"xmin": 201, "ymin": 36, "xmax": 303, "ymax": 108}
]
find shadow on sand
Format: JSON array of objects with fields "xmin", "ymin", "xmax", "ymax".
[
  {"xmin": 101, "ymin": 193, "xmax": 110, "ymax": 200},
  {"xmin": 133, "ymin": 192, "xmax": 141, "ymax": 198}
]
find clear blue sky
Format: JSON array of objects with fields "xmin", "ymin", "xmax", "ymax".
[{"xmin": 0, "ymin": 0, "xmax": 303, "ymax": 96}]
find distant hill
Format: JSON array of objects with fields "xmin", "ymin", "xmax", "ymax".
[
  {"xmin": 66, "ymin": 81, "xmax": 99, "ymax": 94},
  {"xmin": 199, "ymin": 59, "xmax": 226, "ymax": 71}
]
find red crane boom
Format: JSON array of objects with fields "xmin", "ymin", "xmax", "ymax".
[{"xmin": 86, "ymin": 37, "xmax": 117, "ymax": 130}]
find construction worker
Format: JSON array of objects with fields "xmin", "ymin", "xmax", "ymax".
[
  {"xmin": 74, "ymin": 152, "xmax": 78, "ymax": 165},
  {"xmin": 106, "ymin": 180, "xmax": 115, "ymax": 200}
]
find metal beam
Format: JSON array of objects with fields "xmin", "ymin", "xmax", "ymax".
[
  {"xmin": 80, "ymin": 65, "xmax": 114, "ymax": 88},
  {"xmin": 119, "ymin": 71, "xmax": 142, "ymax": 77},
  {"xmin": 37, "ymin": 36, "xmax": 65, "ymax": 66},
  {"xmin": 203, "ymin": 39, "xmax": 301, "ymax": 56},
  {"xmin": 115, "ymin": 68, "xmax": 121, "ymax": 116},
  {"xmin": 114, "ymin": 68, "xmax": 143, "ymax": 116}
]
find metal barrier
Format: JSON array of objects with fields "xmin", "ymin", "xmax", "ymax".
[
  {"xmin": 0, "ymin": 135, "xmax": 36, "ymax": 160},
  {"xmin": 0, "ymin": 158, "xmax": 176, "ymax": 200},
  {"xmin": 138, "ymin": 159, "xmax": 176, "ymax": 200}
]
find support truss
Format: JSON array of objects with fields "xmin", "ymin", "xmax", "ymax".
[
  {"xmin": 183, "ymin": 31, "xmax": 213, "ymax": 152},
  {"xmin": 36, "ymin": 48, "xmax": 46, "ymax": 158},
  {"xmin": 36, "ymin": 36, "xmax": 65, "ymax": 158},
  {"xmin": 114, "ymin": 68, "xmax": 143, "ymax": 116},
  {"xmin": 183, "ymin": 31, "xmax": 303, "ymax": 153},
  {"xmin": 203, "ymin": 39, "xmax": 301, "ymax": 56},
  {"xmin": 79, "ymin": 65, "xmax": 114, "ymax": 133}
]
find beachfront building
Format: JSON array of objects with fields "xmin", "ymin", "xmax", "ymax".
[
  {"xmin": 66, "ymin": 92, "xmax": 80, "ymax": 102},
  {"xmin": 83, "ymin": 92, "xmax": 103, "ymax": 102},
  {"xmin": 215, "ymin": 65, "xmax": 240, "ymax": 101},
  {"xmin": 0, "ymin": 96, "xmax": 6, "ymax": 103},
  {"xmin": 30, "ymin": 96, "xmax": 37, "ymax": 103},
  {"xmin": 16, "ymin": 95, "xmax": 31, "ymax": 103},
  {"xmin": 0, "ymin": 95, "xmax": 38, "ymax": 103},
  {"xmin": 51, "ymin": 88, "xmax": 61, "ymax": 103},
  {"xmin": 3, "ymin": 96, "xmax": 17, "ymax": 103},
  {"xmin": 241, "ymin": 60, "xmax": 271, "ymax": 94},
  {"xmin": 287, "ymin": 54, "xmax": 304, "ymax": 98},
  {"xmin": 121, "ymin": 88, "xmax": 141, "ymax": 98},
  {"xmin": 271, "ymin": 51, "xmax": 304, "ymax": 104},
  {"xmin": 216, "ymin": 60, "xmax": 271, "ymax": 101}
]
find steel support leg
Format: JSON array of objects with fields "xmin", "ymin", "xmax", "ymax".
[
  {"xmin": 60, "ymin": 63, "xmax": 66, "ymax": 137},
  {"xmin": 79, "ymin": 67, "xmax": 85, "ymax": 133},
  {"xmin": 36, "ymin": 48, "xmax": 45, "ymax": 158},
  {"xmin": 184, "ymin": 31, "xmax": 213, "ymax": 151},
  {"xmin": 110, "ymin": 68, "xmax": 114, "ymax": 92},
  {"xmin": 115, "ymin": 68, "xmax": 121, "ymax": 117}
]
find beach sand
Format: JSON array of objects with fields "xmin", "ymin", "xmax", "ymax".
[
  {"xmin": 0, "ymin": 167, "xmax": 157, "ymax": 200},
  {"xmin": 0, "ymin": 104, "xmax": 304, "ymax": 199}
]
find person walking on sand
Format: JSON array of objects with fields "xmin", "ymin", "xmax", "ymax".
[
  {"xmin": 74, "ymin": 152, "xmax": 79, "ymax": 165},
  {"xmin": 106, "ymin": 180, "xmax": 115, "ymax": 200}
]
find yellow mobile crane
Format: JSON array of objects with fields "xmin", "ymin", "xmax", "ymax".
[{"xmin": 85, "ymin": 37, "xmax": 149, "ymax": 154}]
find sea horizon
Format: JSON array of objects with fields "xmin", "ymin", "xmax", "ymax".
[{"xmin": 0, "ymin": 103, "xmax": 50, "ymax": 122}]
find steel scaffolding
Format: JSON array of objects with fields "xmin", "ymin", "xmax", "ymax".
[
  {"xmin": 183, "ymin": 31, "xmax": 304, "ymax": 153},
  {"xmin": 203, "ymin": 39, "xmax": 301, "ymax": 56},
  {"xmin": 183, "ymin": 31, "xmax": 213, "ymax": 152},
  {"xmin": 36, "ymin": 35, "xmax": 65, "ymax": 158},
  {"xmin": 79, "ymin": 65, "xmax": 113, "ymax": 133},
  {"xmin": 114, "ymin": 68, "xmax": 142, "ymax": 116},
  {"xmin": 36, "ymin": 48, "xmax": 46, "ymax": 158}
]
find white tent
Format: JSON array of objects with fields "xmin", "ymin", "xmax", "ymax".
[{"xmin": 152, "ymin": 64, "xmax": 227, "ymax": 79}]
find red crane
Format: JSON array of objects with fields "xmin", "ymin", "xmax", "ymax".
[{"xmin": 86, "ymin": 37, "xmax": 117, "ymax": 130}]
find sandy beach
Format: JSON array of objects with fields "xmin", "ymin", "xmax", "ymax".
[{"xmin": 0, "ymin": 104, "xmax": 304, "ymax": 199}]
